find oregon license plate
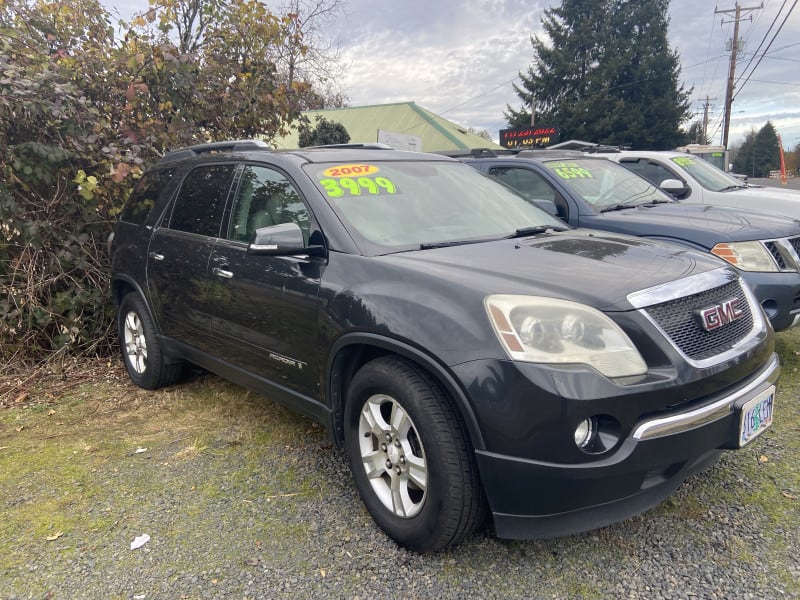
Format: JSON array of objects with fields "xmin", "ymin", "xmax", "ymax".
[{"xmin": 739, "ymin": 386, "xmax": 774, "ymax": 447}]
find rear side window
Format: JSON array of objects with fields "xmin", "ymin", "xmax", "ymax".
[
  {"xmin": 622, "ymin": 159, "xmax": 674, "ymax": 186},
  {"xmin": 488, "ymin": 166, "xmax": 556, "ymax": 201},
  {"xmin": 120, "ymin": 168, "xmax": 175, "ymax": 225},
  {"xmin": 168, "ymin": 164, "xmax": 236, "ymax": 237}
]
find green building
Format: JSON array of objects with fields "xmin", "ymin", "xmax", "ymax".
[{"xmin": 271, "ymin": 101, "xmax": 501, "ymax": 152}]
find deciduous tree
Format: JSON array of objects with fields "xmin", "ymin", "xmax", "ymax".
[
  {"xmin": 298, "ymin": 116, "xmax": 350, "ymax": 147},
  {"xmin": 0, "ymin": 0, "xmax": 345, "ymax": 367}
]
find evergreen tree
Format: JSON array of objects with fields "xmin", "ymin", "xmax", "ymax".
[
  {"xmin": 686, "ymin": 122, "xmax": 710, "ymax": 145},
  {"xmin": 732, "ymin": 122, "xmax": 780, "ymax": 178},
  {"xmin": 508, "ymin": 0, "xmax": 691, "ymax": 149}
]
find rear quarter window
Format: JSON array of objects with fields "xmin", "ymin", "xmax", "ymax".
[
  {"xmin": 167, "ymin": 164, "xmax": 236, "ymax": 237},
  {"xmin": 120, "ymin": 168, "xmax": 175, "ymax": 225}
]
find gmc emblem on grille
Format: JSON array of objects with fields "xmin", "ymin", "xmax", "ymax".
[{"xmin": 695, "ymin": 297, "xmax": 744, "ymax": 331}]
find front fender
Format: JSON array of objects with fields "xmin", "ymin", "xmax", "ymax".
[{"xmin": 325, "ymin": 332, "xmax": 486, "ymax": 452}]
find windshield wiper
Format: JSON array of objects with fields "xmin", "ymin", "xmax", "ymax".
[
  {"xmin": 419, "ymin": 239, "xmax": 485, "ymax": 250},
  {"xmin": 505, "ymin": 226, "xmax": 568, "ymax": 239},
  {"xmin": 640, "ymin": 199, "xmax": 674, "ymax": 205},
  {"xmin": 718, "ymin": 184, "xmax": 748, "ymax": 192},
  {"xmin": 600, "ymin": 201, "xmax": 641, "ymax": 212}
]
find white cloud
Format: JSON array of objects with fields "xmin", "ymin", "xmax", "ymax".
[{"xmin": 101, "ymin": 0, "xmax": 800, "ymax": 147}]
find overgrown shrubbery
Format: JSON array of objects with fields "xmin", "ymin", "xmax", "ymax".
[{"xmin": 0, "ymin": 0, "xmax": 326, "ymax": 368}]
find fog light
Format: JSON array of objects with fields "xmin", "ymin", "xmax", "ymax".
[{"xmin": 574, "ymin": 418, "xmax": 595, "ymax": 448}]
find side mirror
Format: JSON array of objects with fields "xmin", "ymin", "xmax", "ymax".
[
  {"xmin": 660, "ymin": 178, "xmax": 690, "ymax": 199},
  {"xmin": 248, "ymin": 222, "xmax": 325, "ymax": 257}
]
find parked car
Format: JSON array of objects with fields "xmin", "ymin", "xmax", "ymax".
[
  {"xmin": 606, "ymin": 149, "xmax": 800, "ymax": 213},
  {"xmin": 109, "ymin": 141, "xmax": 778, "ymax": 552},
  {"xmin": 452, "ymin": 148, "xmax": 800, "ymax": 332}
]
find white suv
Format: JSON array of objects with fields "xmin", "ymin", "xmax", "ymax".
[{"xmin": 608, "ymin": 150, "xmax": 800, "ymax": 217}]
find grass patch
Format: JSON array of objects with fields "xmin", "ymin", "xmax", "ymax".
[{"xmin": 1, "ymin": 332, "xmax": 799, "ymax": 598}]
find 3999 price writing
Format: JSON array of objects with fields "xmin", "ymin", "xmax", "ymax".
[{"xmin": 319, "ymin": 177, "xmax": 397, "ymax": 197}]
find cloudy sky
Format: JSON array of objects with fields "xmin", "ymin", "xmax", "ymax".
[{"xmin": 105, "ymin": 0, "xmax": 800, "ymax": 148}]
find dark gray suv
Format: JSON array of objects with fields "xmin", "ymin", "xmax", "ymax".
[
  {"xmin": 453, "ymin": 148, "xmax": 800, "ymax": 332},
  {"xmin": 109, "ymin": 141, "xmax": 778, "ymax": 551}
]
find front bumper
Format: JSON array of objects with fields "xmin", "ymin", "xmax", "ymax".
[
  {"xmin": 742, "ymin": 270, "xmax": 800, "ymax": 331},
  {"xmin": 473, "ymin": 353, "xmax": 780, "ymax": 539}
]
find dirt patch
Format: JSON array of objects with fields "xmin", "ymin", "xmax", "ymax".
[{"xmin": 0, "ymin": 357, "xmax": 128, "ymax": 410}]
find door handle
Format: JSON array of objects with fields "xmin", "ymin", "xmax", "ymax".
[
  {"xmin": 149, "ymin": 252, "xmax": 165, "ymax": 261},
  {"xmin": 212, "ymin": 267, "xmax": 234, "ymax": 279}
]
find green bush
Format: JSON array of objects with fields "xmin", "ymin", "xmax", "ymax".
[{"xmin": 0, "ymin": 0, "xmax": 313, "ymax": 367}]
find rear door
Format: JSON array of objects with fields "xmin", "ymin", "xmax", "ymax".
[{"xmin": 146, "ymin": 163, "xmax": 237, "ymax": 352}]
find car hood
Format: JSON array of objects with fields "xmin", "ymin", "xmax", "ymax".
[
  {"xmin": 682, "ymin": 187, "xmax": 800, "ymax": 220},
  {"xmin": 379, "ymin": 229, "xmax": 724, "ymax": 312},
  {"xmin": 581, "ymin": 202, "xmax": 800, "ymax": 247},
  {"xmin": 736, "ymin": 185, "xmax": 800, "ymax": 200}
]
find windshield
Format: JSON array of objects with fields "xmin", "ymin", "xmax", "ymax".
[
  {"xmin": 304, "ymin": 160, "xmax": 565, "ymax": 253},
  {"xmin": 670, "ymin": 156, "xmax": 746, "ymax": 192},
  {"xmin": 542, "ymin": 159, "xmax": 673, "ymax": 210}
]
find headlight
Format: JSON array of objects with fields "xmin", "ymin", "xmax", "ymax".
[
  {"xmin": 485, "ymin": 295, "xmax": 647, "ymax": 378},
  {"xmin": 710, "ymin": 242, "xmax": 778, "ymax": 272}
]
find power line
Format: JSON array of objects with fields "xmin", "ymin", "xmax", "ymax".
[
  {"xmin": 734, "ymin": 0, "xmax": 789, "ymax": 89},
  {"xmin": 733, "ymin": 0, "xmax": 799, "ymax": 101}
]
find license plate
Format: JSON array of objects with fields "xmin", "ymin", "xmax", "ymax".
[{"xmin": 739, "ymin": 386, "xmax": 774, "ymax": 447}]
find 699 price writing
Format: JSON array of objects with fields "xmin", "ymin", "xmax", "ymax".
[
  {"xmin": 319, "ymin": 176, "xmax": 397, "ymax": 197},
  {"xmin": 553, "ymin": 166, "xmax": 593, "ymax": 179}
]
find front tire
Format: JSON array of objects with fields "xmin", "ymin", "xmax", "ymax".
[
  {"xmin": 344, "ymin": 356, "xmax": 485, "ymax": 552},
  {"xmin": 118, "ymin": 293, "xmax": 182, "ymax": 390}
]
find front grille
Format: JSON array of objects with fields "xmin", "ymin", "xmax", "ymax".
[
  {"xmin": 644, "ymin": 280, "xmax": 753, "ymax": 361},
  {"xmin": 788, "ymin": 236, "xmax": 800, "ymax": 258},
  {"xmin": 764, "ymin": 241, "xmax": 787, "ymax": 269}
]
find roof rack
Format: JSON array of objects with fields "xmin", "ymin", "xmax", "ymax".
[
  {"xmin": 516, "ymin": 149, "xmax": 585, "ymax": 158},
  {"xmin": 435, "ymin": 148, "xmax": 519, "ymax": 158},
  {"xmin": 161, "ymin": 139, "xmax": 270, "ymax": 163},
  {"xmin": 304, "ymin": 143, "xmax": 394, "ymax": 150},
  {"xmin": 546, "ymin": 140, "xmax": 622, "ymax": 153}
]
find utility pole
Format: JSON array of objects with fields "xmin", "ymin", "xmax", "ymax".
[
  {"xmin": 701, "ymin": 96, "xmax": 713, "ymax": 143},
  {"xmin": 716, "ymin": 2, "xmax": 762, "ymax": 149}
]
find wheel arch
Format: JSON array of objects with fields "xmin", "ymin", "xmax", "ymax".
[
  {"xmin": 111, "ymin": 275, "xmax": 161, "ymax": 331},
  {"xmin": 325, "ymin": 332, "xmax": 486, "ymax": 452}
]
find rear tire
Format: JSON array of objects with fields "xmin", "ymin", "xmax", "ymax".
[
  {"xmin": 344, "ymin": 356, "xmax": 485, "ymax": 552},
  {"xmin": 118, "ymin": 293, "xmax": 182, "ymax": 390}
]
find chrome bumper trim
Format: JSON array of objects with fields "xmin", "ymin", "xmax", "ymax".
[{"xmin": 632, "ymin": 354, "xmax": 779, "ymax": 441}]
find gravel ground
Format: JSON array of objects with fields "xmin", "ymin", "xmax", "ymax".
[{"xmin": 2, "ymin": 333, "xmax": 799, "ymax": 600}]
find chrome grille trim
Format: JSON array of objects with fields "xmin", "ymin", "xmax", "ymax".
[
  {"xmin": 769, "ymin": 236, "xmax": 800, "ymax": 271},
  {"xmin": 764, "ymin": 241, "xmax": 787, "ymax": 269},
  {"xmin": 628, "ymin": 268, "xmax": 765, "ymax": 369},
  {"xmin": 627, "ymin": 267, "xmax": 738, "ymax": 309}
]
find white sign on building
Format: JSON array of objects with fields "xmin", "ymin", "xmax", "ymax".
[{"xmin": 377, "ymin": 129, "xmax": 422, "ymax": 152}]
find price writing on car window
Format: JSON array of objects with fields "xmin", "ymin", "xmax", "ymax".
[
  {"xmin": 319, "ymin": 176, "xmax": 397, "ymax": 198},
  {"xmin": 672, "ymin": 157, "xmax": 696, "ymax": 167},
  {"xmin": 547, "ymin": 162, "xmax": 593, "ymax": 180},
  {"xmin": 322, "ymin": 164, "xmax": 380, "ymax": 178}
]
